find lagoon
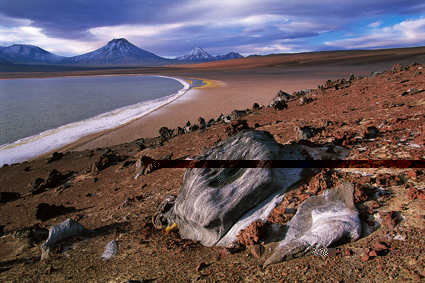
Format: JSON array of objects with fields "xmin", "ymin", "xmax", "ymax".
[{"xmin": 0, "ymin": 75, "xmax": 189, "ymax": 165}]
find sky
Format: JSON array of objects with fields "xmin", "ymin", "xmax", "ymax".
[{"xmin": 1, "ymin": 0, "xmax": 425, "ymax": 58}]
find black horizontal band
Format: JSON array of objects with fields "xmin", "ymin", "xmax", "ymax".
[{"xmin": 141, "ymin": 160, "xmax": 424, "ymax": 168}]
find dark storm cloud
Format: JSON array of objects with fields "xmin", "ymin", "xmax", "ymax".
[
  {"xmin": 0, "ymin": 0, "xmax": 178, "ymax": 39},
  {"xmin": 1, "ymin": 0, "xmax": 425, "ymax": 56}
]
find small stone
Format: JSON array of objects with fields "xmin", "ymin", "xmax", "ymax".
[
  {"xmin": 361, "ymin": 255, "xmax": 370, "ymax": 262},
  {"xmin": 368, "ymin": 250, "xmax": 378, "ymax": 257},
  {"xmin": 406, "ymin": 170, "xmax": 417, "ymax": 178},
  {"xmin": 373, "ymin": 241, "xmax": 387, "ymax": 250},
  {"xmin": 196, "ymin": 262, "xmax": 207, "ymax": 273},
  {"xmin": 251, "ymin": 245, "xmax": 262, "ymax": 258}
]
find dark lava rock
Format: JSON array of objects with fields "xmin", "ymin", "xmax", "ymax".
[
  {"xmin": 272, "ymin": 100, "xmax": 288, "ymax": 110},
  {"xmin": 276, "ymin": 90, "xmax": 292, "ymax": 101},
  {"xmin": 225, "ymin": 119, "xmax": 251, "ymax": 136},
  {"xmin": 47, "ymin": 152, "xmax": 64, "ymax": 164},
  {"xmin": 0, "ymin": 192, "xmax": 21, "ymax": 204},
  {"xmin": 198, "ymin": 117, "xmax": 206, "ymax": 127},
  {"xmin": 295, "ymin": 126, "xmax": 314, "ymax": 140},
  {"xmin": 166, "ymin": 130, "xmax": 307, "ymax": 246},
  {"xmin": 231, "ymin": 110, "xmax": 247, "ymax": 120},
  {"xmin": 159, "ymin": 126, "xmax": 174, "ymax": 141},
  {"xmin": 364, "ymin": 126, "xmax": 379, "ymax": 138},
  {"xmin": 35, "ymin": 203, "xmax": 75, "ymax": 222},
  {"xmin": 13, "ymin": 224, "xmax": 49, "ymax": 247},
  {"xmin": 153, "ymin": 195, "xmax": 176, "ymax": 229},
  {"xmin": 91, "ymin": 153, "xmax": 124, "ymax": 172},
  {"xmin": 30, "ymin": 169, "xmax": 71, "ymax": 195}
]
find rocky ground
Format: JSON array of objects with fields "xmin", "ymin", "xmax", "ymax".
[{"xmin": 1, "ymin": 62, "xmax": 425, "ymax": 282}]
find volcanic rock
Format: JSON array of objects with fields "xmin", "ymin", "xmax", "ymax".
[
  {"xmin": 159, "ymin": 127, "xmax": 174, "ymax": 141},
  {"xmin": 30, "ymin": 169, "xmax": 71, "ymax": 195},
  {"xmin": 225, "ymin": 119, "xmax": 251, "ymax": 136},
  {"xmin": 271, "ymin": 100, "xmax": 288, "ymax": 110},
  {"xmin": 13, "ymin": 224, "xmax": 49, "ymax": 247},
  {"xmin": 47, "ymin": 152, "xmax": 64, "ymax": 164},
  {"xmin": 295, "ymin": 126, "xmax": 314, "ymax": 140},
  {"xmin": 91, "ymin": 153, "xmax": 124, "ymax": 172},
  {"xmin": 276, "ymin": 90, "xmax": 292, "ymax": 101},
  {"xmin": 165, "ymin": 130, "xmax": 307, "ymax": 247},
  {"xmin": 197, "ymin": 117, "xmax": 206, "ymax": 128},
  {"xmin": 153, "ymin": 195, "xmax": 176, "ymax": 229},
  {"xmin": 0, "ymin": 192, "xmax": 20, "ymax": 204},
  {"xmin": 264, "ymin": 183, "xmax": 361, "ymax": 266},
  {"xmin": 35, "ymin": 203, "xmax": 75, "ymax": 222},
  {"xmin": 299, "ymin": 97, "xmax": 313, "ymax": 106},
  {"xmin": 231, "ymin": 110, "xmax": 247, "ymax": 120}
]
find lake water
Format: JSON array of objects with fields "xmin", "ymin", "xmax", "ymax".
[{"xmin": 0, "ymin": 75, "xmax": 190, "ymax": 165}]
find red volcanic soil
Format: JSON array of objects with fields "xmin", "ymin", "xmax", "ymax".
[{"xmin": 1, "ymin": 57, "xmax": 425, "ymax": 281}]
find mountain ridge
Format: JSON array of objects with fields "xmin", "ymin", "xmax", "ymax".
[
  {"xmin": 0, "ymin": 44, "xmax": 67, "ymax": 64},
  {"xmin": 175, "ymin": 47, "xmax": 244, "ymax": 62},
  {"xmin": 0, "ymin": 39, "xmax": 245, "ymax": 66},
  {"xmin": 68, "ymin": 38, "xmax": 171, "ymax": 65}
]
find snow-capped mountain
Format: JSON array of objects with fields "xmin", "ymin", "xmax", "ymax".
[
  {"xmin": 69, "ymin": 38, "xmax": 170, "ymax": 65},
  {"xmin": 0, "ymin": 44, "xmax": 67, "ymax": 64},
  {"xmin": 175, "ymin": 47, "xmax": 215, "ymax": 61},
  {"xmin": 215, "ymin": 52, "xmax": 244, "ymax": 60},
  {"xmin": 175, "ymin": 47, "xmax": 244, "ymax": 62}
]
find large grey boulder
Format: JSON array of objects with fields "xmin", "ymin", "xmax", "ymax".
[
  {"xmin": 264, "ymin": 182, "xmax": 361, "ymax": 266},
  {"xmin": 166, "ymin": 130, "xmax": 307, "ymax": 246}
]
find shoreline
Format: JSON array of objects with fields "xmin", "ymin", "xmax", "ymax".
[
  {"xmin": 2, "ymin": 56, "xmax": 415, "ymax": 164},
  {"xmin": 0, "ymin": 75, "xmax": 196, "ymax": 165}
]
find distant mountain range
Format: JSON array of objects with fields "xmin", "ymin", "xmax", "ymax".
[
  {"xmin": 0, "ymin": 38, "xmax": 244, "ymax": 66},
  {"xmin": 0, "ymin": 45, "xmax": 67, "ymax": 64},
  {"xmin": 175, "ymin": 47, "xmax": 243, "ymax": 62}
]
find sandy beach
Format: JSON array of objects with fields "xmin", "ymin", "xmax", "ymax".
[{"xmin": 58, "ymin": 64, "xmax": 398, "ymax": 152}]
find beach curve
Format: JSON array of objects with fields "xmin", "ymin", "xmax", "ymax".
[{"xmin": 0, "ymin": 75, "xmax": 195, "ymax": 165}]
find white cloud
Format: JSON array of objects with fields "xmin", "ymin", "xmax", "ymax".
[
  {"xmin": 0, "ymin": 25, "xmax": 100, "ymax": 56},
  {"xmin": 325, "ymin": 17, "xmax": 425, "ymax": 49},
  {"xmin": 90, "ymin": 23, "xmax": 185, "ymax": 39},
  {"xmin": 368, "ymin": 20, "xmax": 383, "ymax": 28}
]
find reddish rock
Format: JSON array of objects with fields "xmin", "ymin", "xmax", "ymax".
[
  {"xmin": 361, "ymin": 255, "xmax": 370, "ymax": 262},
  {"xmin": 373, "ymin": 241, "xmax": 388, "ymax": 250},
  {"xmin": 298, "ymin": 193, "xmax": 310, "ymax": 202},
  {"xmin": 236, "ymin": 220, "xmax": 266, "ymax": 246},
  {"xmin": 385, "ymin": 211, "xmax": 397, "ymax": 229},
  {"xmin": 369, "ymin": 250, "xmax": 378, "ymax": 257},
  {"xmin": 407, "ymin": 170, "xmax": 418, "ymax": 178},
  {"xmin": 370, "ymin": 200, "xmax": 380, "ymax": 208},
  {"xmin": 354, "ymin": 185, "xmax": 369, "ymax": 202},
  {"xmin": 407, "ymin": 187, "xmax": 425, "ymax": 200}
]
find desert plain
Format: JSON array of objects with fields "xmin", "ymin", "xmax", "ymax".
[{"xmin": 1, "ymin": 46, "xmax": 425, "ymax": 282}]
